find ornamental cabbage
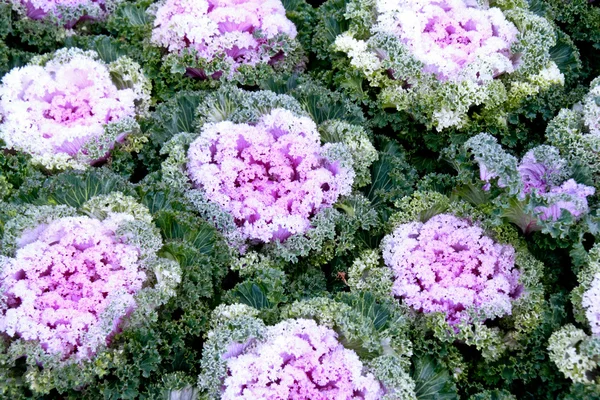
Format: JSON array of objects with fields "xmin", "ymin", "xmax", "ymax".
[
  {"xmin": 349, "ymin": 192, "xmax": 546, "ymax": 360},
  {"xmin": 150, "ymin": 0, "xmax": 302, "ymax": 80},
  {"xmin": 516, "ymin": 147, "xmax": 594, "ymax": 222},
  {"xmin": 465, "ymin": 133, "xmax": 595, "ymax": 236},
  {"xmin": 10, "ymin": 0, "xmax": 122, "ymax": 27},
  {"xmin": 186, "ymin": 107, "xmax": 354, "ymax": 243},
  {"xmin": 161, "ymin": 86, "xmax": 376, "ymax": 260},
  {"xmin": 198, "ymin": 303, "xmax": 413, "ymax": 399},
  {"xmin": 374, "ymin": 0, "xmax": 518, "ymax": 82},
  {"xmin": 546, "ymin": 76, "xmax": 600, "ymax": 189},
  {"xmin": 0, "ymin": 194, "xmax": 181, "ymax": 365},
  {"xmin": 0, "ymin": 215, "xmax": 145, "ymax": 360},
  {"xmin": 382, "ymin": 213, "xmax": 521, "ymax": 324},
  {"xmin": 323, "ymin": 0, "xmax": 564, "ymax": 130},
  {"xmin": 0, "ymin": 48, "xmax": 151, "ymax": 170},
  {"xmin": 221, "ymin": 318, "xmax": 384, "ymax": 399}
]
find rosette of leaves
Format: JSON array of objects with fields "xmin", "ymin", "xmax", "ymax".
[
  {"xmin": 0, "ymin": 168, "xmax": 231, "ymax": 397},
  {"xmin": 148, "ymin": 0, "xmax": 305, "ymax": 84},
  {"xmin": 546, "ymin": 76, "xmax": 600, "ymax": 190},
  {"xmin": 0, "ymin": 47, "xmax": 151, "ymax": 171},
  {"xmin": 347, "ymin": 191, "xmax": 545, "ymax": 363},
  {"xmin": 160, "ymin": 84, "xmax": 380, "ymax": 265},
  {"xmin": 197, "ymin": 295, "xmax": 422, "ymax": 399},
  {"xmin": 143, "ymin": 77, "xmax": 415, "ymax": 268},
  {"xmin": 346, "ymin": 191, "xmax": 574, "ymax": 397},
  {"xmin": 313, "ymin": 0, "xmax": 567, "ymax": 133},
  {"xmin": 102, "ymin": 0, "xmax": 312, "ymax": 101},
  {"xmin": 547, "ymin": 243, "xmax": 600, "ymax": 385},
  {"xmin": 0, "ymin": 190, "xmax": 181, "ymax": 394},
  {"xmin": 462, "ymin": 132, "xmax": 596, "ymax": 239}
]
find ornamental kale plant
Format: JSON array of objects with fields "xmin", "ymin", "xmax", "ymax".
[
  {"xmin": 186, "ymin": 107, "xmax": 354, "ymax": 243},
  {"xmin": 8, "ymin": 0, "xmax": 122, "ymax": 27},
  {"xmin": 465, "ymin": 132, "xmax": 595, "ymax": 237},
  {"xmin": 150, "ymin": 0, "xmax": 304, "ymax": 83},
  {"xmin": 214, "ymin": 316, "xmax": 383, "ymax": 399},
  {"xmin": 348, "ymin": 191, "xmax": 545, "ymax": 361},
  {"xmin": 0, "ymin": 48, "xmax": 151, "ymax": 170},
  {"xmin": 382, "ymin": 213, "xmax": 522, "ymax": 325},
  {"xmin": 316, "ymin": 0, "xmax": 564, "ymax": 131},
  {"xmin": 161, "ymin": 85, "xmax": 377, "ymax": 261},
  {"xmin": 0, "ymin": 190, "xmax": 181, "ymax": 393},
  {"xmin": 198, "ymin": 300, "xmax": 417, "ymax": 399},
  {"xmin": 1, "ymin": 214, "xmax": 148, "ymax": 360},
  {"xmin": 364, "ymin": 0, "xmax": 519, "ymax": 82}
]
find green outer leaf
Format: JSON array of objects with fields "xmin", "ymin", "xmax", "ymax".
[
  {"xmin": 232, "ymin": 282, "xmax": 271, "ymax": 310},
  {"xmin": 46, "ymin": 170, "xmax": 134, "ymax": 208},
  {"xmin": 120, "ymin": 4, "xmax": 150, "ymax": 26},
  {"xmin": 365, "ymin": 137, "xmax": 416, "ymax": 209},
  {"xmin": 91, "ymin": 36, "xmax": 126, "ymax": 63},
  {"xmin": 153, "ymin": 211, "xmax": 217, "ymax": 255},
  {"xmin": 339, "ymin": 292, "xmax": 390, "ymax": 331},
  {"xmin": 411, "ymin": 357, "xmax": 459, "ymax": 400}
]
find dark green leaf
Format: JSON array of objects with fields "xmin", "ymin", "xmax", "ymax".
[
  {"xmin": 527, "ymin": 0, "xmax": 547, "ymax": 16},
  {"xmin": 46, "ymin": 170, "xmax": 134, "ymax": 208},
  {"xmin": 120, "ymin": 4, "xmax": 150, "ymax": 26},
  {"xmin": 232, "ymin": 282, "xmax": 271, "ymax": 309},
  {"xmin": 93, "ymin": 36, "xmax": 126, "ymax": 63},
  {"xmin": 260, "ymin": 74, "xmax": 301, "ymax": 94},
  {"xmin": 411, "ymin": 357, "xmax": 459, "ymax": 400},
  {"xmin": 154, "ymin": 211, "xmax": 218, "ymax": 255},
  {"xmin": 451, "ymin": 183, "xmax": 492, "ymax": 206},
  {"xmin": 172, "ymin": 94, "xmax": 203, "ymax": 134},
  {"xmin": 550, "ymin": 30, "xmax": 582, "ymax": 76},
  {"xmin": 0, "ymin": 3, "xmax": 12, "ymax": 38},
  {"xmin": 339, "ymin": 292, "xmax": 390, "ymax": 331},
  {"xmin": 137, "ymin": 187, "xmax": 187, "ymax": 214},
  {"xmin": 301, "ymin": 93, "xmax": 357, "ymax": 125},
  {"xmin": 365, "ymin": 137, "xmax": 416, "ymax": 209}
]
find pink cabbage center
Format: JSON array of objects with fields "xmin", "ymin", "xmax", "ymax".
[
  {"xmin": 382, "ymin": 213, "xmax": 521, "ymax": 324},
  {"xmin": 0, "ymin": 216, "xmax": 146, "ymax": 359},
  {"xmin": 376, "ymin": 0, "xmax": 519, "ymax": 81},
  {"xmin": 186, "ymin": 108, "xmax": 352, "ymax": 243},
  {"xmin": 222, "ymin": 319, "xmax": 384, "ymax": 399}
]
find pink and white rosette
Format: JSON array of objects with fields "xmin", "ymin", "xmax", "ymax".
[
  {"xmin": 151, "ymin": 0, "xmax": 298, "ymax": 78},
  {"xmin": 0, "ymin": 215, "xmax": 146, "ymax": 360},
  {"xmin": 382, "ymin": 213, "xmax": 522, "ymax": 324},
  {"xmin": 0, "ymin": 48, "xmax": 149, "ymax": 169},
  {"xmin": 221, "ymin": 319, "xmax": 384, "ymax": 399},
  {"xmin": 186, "ymin": 108, "xmax": 354, "ymax": 244},
  {"xmin": 374, "ymin": 0, "xmax": 519, "ymax": 82}
]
